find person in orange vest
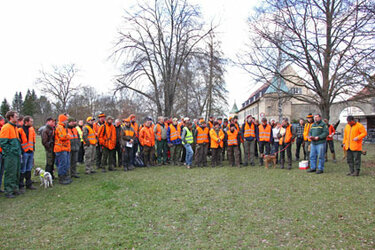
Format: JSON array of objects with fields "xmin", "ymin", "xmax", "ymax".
[
  {"xmin": 278, "ymin": 117, "xmax": 295, "ymax": 170},
  {"xmin": 98, "ymin": 116, "xmax": 117, "ymax": 172},
  {"xmin": 129, "ymin": 114, "xmax": 139, "ymax": 166},
  {"xmin": 323, "ymin": 119, "xmax": 336, "ymax": 163},
  {"xmin": 18, "ymin": 116, "xmax": 37, "ymax": 191},
  {"xmin": 154, "ymin": 116, "xmax": 168, "ymax": 165},
  {"xmin": 208, "ymin": 116, "xmax": 214, "ymax": 129},
  {"xmin": 82, "ymin": 116, "xmax": 98, "ymax": 174},
  {"xmin": 258, "ymin": 117, "xmax": 273, "ymax": 166},
  {"xmin": 210, "ymin": 121, "xmax": 225, "ymax": 167},
  {"xmin": 194, "ymin": 120, "xmax": 210, "ymax": 167},
  {"xmin": 54, "ymin": 114, "xmax": 72, "ymax": 185},
  {"xmin": 167, "ymin": 118, "xmax": 182, "ymax": 166},
  {"xmin": 0, "ymin": 111, "xmax": 22, "ymax": 198},
  {"xmin": 227, "ymin": 123, "xmax": 240, "ymax": 167},
  {"xmin": 241, "ymin": 115, "xmax": 258, "ymax": 166},
  {"xmin": 121, "ymin": 118, "xmax": 136, "ymax": 171},
  {"xmin": 231, "ymin": 116, "xmax": 243, "ymax": 165},
  {"xmin": 342, "ymin": 115, "xmax": 367, "ymax": 176},
  {"xmin": 94, "ymin": 113, "xmax": 106, "ymax": 169},
  {"xmin": 67, "ymin": 118, "xmax": 80, "ymax": 178},
  {"xmin": 139, "ymin": 118, "xmax": 155, "ymax": 167},
  {"xmin": 303, "ymin": 113, "xmax": 314, "ymax": 164},
  {"xmin": 0, "ymin": 115, "xmax": 5, "ymax": 193}
]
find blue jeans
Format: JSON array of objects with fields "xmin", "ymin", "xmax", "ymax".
[
  {"xmin": 55, "ymin": 151, "xmax": 71, "ymax": 176},
  {"xmin": 0, "ymin": 153, "xmax": 4, "ymax": 189},
  {"xmin": 310, "ymin": 143, "xmax": 325, "ymax": 171},
  {"xmin": 20, "ymin": 152, "xmax": 34, "ymax": 173},
  {"xmin": 183, "ymin": 144, "xmax": 193, "ymax": 166}
]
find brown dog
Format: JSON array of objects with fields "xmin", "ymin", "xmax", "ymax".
[{"xmin": 262, "ymin": 154, "xmax": 277, "ymax": 169}]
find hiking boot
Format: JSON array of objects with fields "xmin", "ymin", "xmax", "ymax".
[
  {"xmin": 316, "ymin": 170, "xmax": 324, "ymax": 174},
  {"xmin": 347, "ymin": 172, "xmax": 354, "ymax": 176},
  {"xmin": 6, "ymin": 193, "xmax": 16, "ymax": 198},
  {"xmin": 18, "ymin": 187, "xmax": 25, "ymax": 194},
  {"xmin": 26, "ymin": 185, "xmax": 37, "ymax": 190},
  {"xmin": 123, "ymin": 167, "xmax": 128, "ymax": 171},
  {"xmin": 307, "ymin": 169, "xmax": 316, "ymax": 173},
  {"xmin": 351, "ymin": 170, "xmax": 360, "ymax": 176}
]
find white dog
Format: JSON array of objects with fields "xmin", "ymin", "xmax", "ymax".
[{"xmin": 34, "ymin": 168, "xmax": 53, "ymax": 188}]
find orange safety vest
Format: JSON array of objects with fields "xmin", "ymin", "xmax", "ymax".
[
  {"xmin": 258, "ymin": 124, "xmax": 271, "ymax": 142},
  {"xmin": 54, "ymin": 123, "xmax": 71, "ymax": 152},
  {"xmin": 169, "ymin": 124, "xmax": 181, "ymax": 141},
  {"xmin": 98, "ymin": 122, "xmax": 116, "ymax": 150},
  {"xmin": 342, "ymin": 122, "xmax": 367, "ymax": 151},
  {"xmin": 210, "ymin": 128, "xmax": 224, "ymax": 148},
  {"xmin": 227, "ymin": 129, "xmax": 238, "ymax": 146},
  {"xmin": 0, "ymin": 124, "xmax": 2, "ymax": 153},
  {"xmin": 196, "ymin": 126, "xmax": 209, "ymax": 144},
  {"xmin": 131, "ymin": 122, "xmax": 139, "ymax": 137},
  {"xmin": 303, "ymin": 123, "xmax": 313, "ymax": 141},
  {"xmin": 244, "ymin": 122, "xmax": 255, "ymax": 138},
  {"xmin": 326, "ymin": 124, "xmax": 335, "ymax": 141},
  {"xmin": 68, "ymin": 127, "xmax": 79, "ymax": 140},
  {"xmin": 84, "ymin": 125, "xmax": 97, "ymax": 145},
  {"xmin": 19, "ymin": 126, "xmax": 36, "ymax": 152},
  {"xmin": 155, "ymin": 123, "xmax": 167, "ymax": 141},
  {"xmin": 123, "ymin": 126, "xmax": 135, "ymax": 137},
  {"xmin": 139, "ymin": 126, "xmax": 155, "ymax": 147},
  {"xmin": 279, "ymin": 124, "xmax": 293, "ymax": 145}
]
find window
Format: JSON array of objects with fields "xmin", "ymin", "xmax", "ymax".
[{"xmin": 290, "ymin": 87, "xmax": 302, "ymax": 94}]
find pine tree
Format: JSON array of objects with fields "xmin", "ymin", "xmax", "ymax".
[
  {"xmin": 22, "ymin": 89, "xmax": 37, "ymax": 116},
  {"xmin": 11, "ymin": 92, "xmax": 23, "ymax": 114},
  {"xmin": 1, "ymin": 98, "xmax": 10, "ymax": 116}
]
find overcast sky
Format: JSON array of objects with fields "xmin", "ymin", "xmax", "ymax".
[{"xmin": 0, "ymin": 0, "xmax": 257, "ymax": 112}]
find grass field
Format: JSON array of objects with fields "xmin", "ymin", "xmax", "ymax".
[{"xmin": 0, "ymin": 137, "xmax": 374, "ymax": 248}]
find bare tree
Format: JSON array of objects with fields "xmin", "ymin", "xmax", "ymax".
[
  {"xmin": 239, "ymin": 0, "xmax": 375, "ymax": 119},
  {"xmin": 112, "ymin": 0, "xmax": 211, "ymax": 117},
  {"xmin": 36, "ymin": 64, "xmax": 80, "ymax": 113}
]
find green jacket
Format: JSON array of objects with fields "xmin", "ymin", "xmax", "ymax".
[
  {"xmin": 0, "ymin": 122, "xmax": 22, "ymax": 157},
  {"xmin": 308, "ymin": 120, "xmax": 329, "ymax": 145}
]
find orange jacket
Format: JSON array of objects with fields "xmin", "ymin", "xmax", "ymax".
[
  {"xmin": 279, "ymin": 124, "xmax": 293, "ymax": 145},
  {"xmin": 210, "ymin": 128, "xmax": 224, "ymax": 148},
  {"xmin": 131, "ymin": 122, "xmax": 139, "ymax": 137},
  {"xmin": 303, "ymin": 122, "xmax": 313, "ymax": 141},
  {"xmin": 326, "ymin": 124, "xmax": 335, "ymax": 141},
  {"xmin": 343, "ymin": 122, "xmax": 367, "ymax": 151},
  {"xmin": 196, "ymin": 126, "xmax": 209, "ymax": 144},
  {"xmin": 19, "ymin": 126, "xmax": 36, "ymax": 152},
  {"xmin": 54, "ymin": 123, "xmax": 71, "ymax": 152},
  {"xmin": 93, "ymin": 122, "xmax": 104, "ymax": 136},
  {"xmin": 98, "ymin": 122, "xmax": 116, "ymax": 150},
  {"xmin": 227, "ymin": 129, "xmax": 238, "ymax": 146},
  {"xmin": 139, "ymin": 126, "xmax": 155, "ymax": 147}
]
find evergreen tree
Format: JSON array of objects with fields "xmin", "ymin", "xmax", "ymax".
[
  {"xmin": 11, "ymin": 92, "xmax": 23, "ymax": 114},
  {"xmin": 22, "ymin": 89, "xmax": 37, "ymax": 116},
  {"xmin": 1, "ymin": 98, "xmax": 10, "ymax": 116}
]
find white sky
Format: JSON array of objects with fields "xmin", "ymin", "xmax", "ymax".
[{"xmin": 0, "ymin": 0, "xmax": 257, "ymax": 111}]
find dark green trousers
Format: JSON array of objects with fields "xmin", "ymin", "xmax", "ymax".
[
  {"xmin": 347, "ymin": 150, "xmax": 361, "ymax": 173},
  {"xmin": 4, "ymin": 154, "xmax": 20, "ymax": 195},
  {"xmin": 170, "ymin": 144, "xmax": 182, "ymax": 165},
  {"xmin": 156, "ymin": 140, "xmax": 168, "ymax": 164},
  {"xmin": 102, "ymin": 147, "xmax": 115, "ymax": 170}
]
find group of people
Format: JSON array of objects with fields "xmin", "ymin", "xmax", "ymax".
[{"xmin": 0, "ymin": 109, "xmax": 368, "ymax": 198}]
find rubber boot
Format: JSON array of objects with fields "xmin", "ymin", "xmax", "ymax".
[
  {"xmin": 332, "ymin": 153, "xmax": 337, "ymax": 163},
  {"xmin": 352, "ymin": 169, "xmax": 360, "ymax": 176},
  {"xmin": 19, "ymin": 172, "xmax": 25, "ymax": 191},
  {"xmin": 26, "ymin": 171, "xmax": 36, "ymax": 190}
]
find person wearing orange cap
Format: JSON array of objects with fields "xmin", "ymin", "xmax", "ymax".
[
  {"xmin": 94, "ymin": 113, "xmax": 106, "ymax": 169},
  {"xmin": 82, "ymin": 117, "xmax": 97, "ymax": 174},
  {"xmin": 121, "ymin": 118, "xmax": 136, "ymax": 171},
  {"xmin": 98, "ymin": 116, "xmax": 117, "ymax": 172},
  {"xmin": 54, "ymin": 114, "xmax": 72, "ymax": 185},
  {"xmin": 0, "ymin": 111, "xmax": 22, "ymax": 198}
]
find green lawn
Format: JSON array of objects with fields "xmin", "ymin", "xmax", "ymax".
[{"xmin": 0, "ymin": 137, "xmax": 374, "ymax": 248}]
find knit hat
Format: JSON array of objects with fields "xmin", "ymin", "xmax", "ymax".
[
  {"xmin": 58, "ymin": 114, "xmax": 68, "ymax": 123},
  {"xmin": 68, "ymin": 117, "xmax": 76, "ymax": 123}
]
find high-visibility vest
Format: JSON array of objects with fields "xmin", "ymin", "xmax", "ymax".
[
  {"xmin": 303, "ymin": 123, "xmax": 313, "ymax": 141},
  {"xmin": 169, "ymin": 124, "xmax": 181, "ymax": 141},
  {"xmin": 123, "ymin": 126, "xmax": 135, "ymax": 137},
  {"xmin": 76, "ymin": 126, "xmax": 83, "ymax": 142},
  {"xmin": 210, "ymin": 128, "xmax": 225, "ymax": 148},
  {"xmin": 19, "ymin": 126, "xmax": 36, "ymax": 152},
  {"xmin": 258, "ymin": 124, "xmax": 271, "ymax": 142},
  {"xmin": 244, "ymin": 122, "xmax": 255, "ymax": 138},
  {"xmin": 182, "ymin": 127, "xmax": 193, "ymax": 145},
  {"xmin": 155, "ymin": 123, "xmax": 167, "ymax": 141},
  {"xmin": 54, "ymin": 123, "xmax": 71, "ymax": 152},
  {"xmin": 343, "ymin": 122, "xmax": 367, "ymax": 151},
  {"xmin": 196, "ymin": 126, "xmax": 209, "ymax": 144},
  {"xmin": 227, "ymin": 130, "xmax": 238, "ymax": 146},
  {"xmin": 68, "ymin": 127, "xmax": 79, "ymax": 140},
  {"xmin": 84, "ymin": 125, "xmax": 97, "ymax": 145},
  {"xmin": 279, "ymin": 124, "xmax": 293, "ymax": 145},
  {"xmin": 131, "ymin": 122, "xmax": 139, "ymax": 137}
]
